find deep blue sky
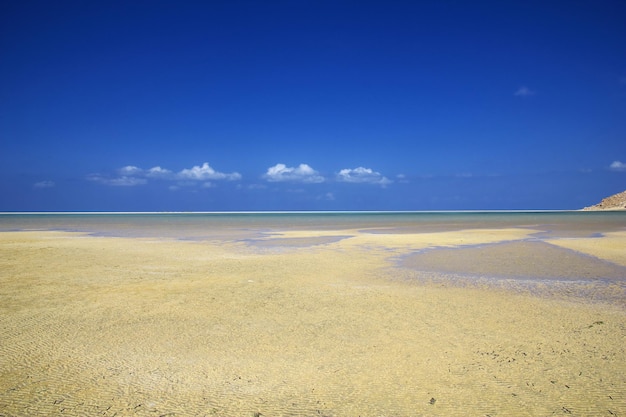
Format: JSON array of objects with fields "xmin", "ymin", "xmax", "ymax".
[{"xmin": 1, "ymin": 0, "xmax": 625, "ymax": 211}]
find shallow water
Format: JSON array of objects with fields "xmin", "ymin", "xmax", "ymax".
[
  {"xmin": 401, "ymin": 240, "xmax": 626, "ymax": 281},
  {"xmin": 1, "ymin": 211, "xmax": 625, "ymax": 239}
]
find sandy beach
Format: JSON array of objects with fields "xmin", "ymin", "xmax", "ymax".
[{"xmin": 1, "ymin": 227, "xmax": 625, "ymax": 416}]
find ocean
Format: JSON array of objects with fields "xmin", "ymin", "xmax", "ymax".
[{"xmin": 1, "ymin": 210, "xmax": 625, "ymax": 240}]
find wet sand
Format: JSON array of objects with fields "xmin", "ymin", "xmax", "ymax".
[{"xmin": 1, "ymin": 228, "xmax": 625, "ymax": 416}]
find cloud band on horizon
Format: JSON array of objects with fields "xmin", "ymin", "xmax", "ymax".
[
  {"xmin": 337, "ymin": 167, "xmax": 391, "ymax": 186},
  {"xmin": 88, "ymin": 162, "xmax": 241, "ymax": 186},
  {"xmin": 263, "ymin": 163, "xmax": 325, "ymax": 183}
]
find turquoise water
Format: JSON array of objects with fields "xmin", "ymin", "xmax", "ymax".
[{"xmin": 0, "ymin": 211, "xmax": 625, "ymax": 240}]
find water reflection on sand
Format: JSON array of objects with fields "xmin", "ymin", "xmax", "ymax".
[{"xmin": 0, "ymin": 212, "xmax": 624, "ymax": 416}]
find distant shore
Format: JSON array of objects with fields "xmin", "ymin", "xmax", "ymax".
[{"xmin": 582, "ymin": 190, "xmax": 626, "ymax": 211}]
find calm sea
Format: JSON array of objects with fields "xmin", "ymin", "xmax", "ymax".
[{"xmin": 1, "ymin": 211, "xmax": 625, "ymax": 240}]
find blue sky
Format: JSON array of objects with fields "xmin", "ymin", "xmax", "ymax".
[{"xmin": 1, "ymin": 0, "xmax": 625, "ymax": 211}]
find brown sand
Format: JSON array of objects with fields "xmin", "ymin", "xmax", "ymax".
[{"xmin": 1, "ymin": 229, "xmax": 625, "ymax": 416}]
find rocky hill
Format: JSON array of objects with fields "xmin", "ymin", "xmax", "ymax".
[{"xmin": 582, "ymin": 190, "xmax": 626, "ymax": 211}]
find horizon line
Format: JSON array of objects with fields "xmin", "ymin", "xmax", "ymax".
[{"xmin": 0, "ymin": 209, "xmax": 592, "ymax": 215}]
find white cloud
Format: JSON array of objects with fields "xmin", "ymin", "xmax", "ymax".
[
  {"xmin": 609, "ymin": 161, "xmax": 626, "ymax": 171},
  {"xmin": 89, "ymin": 162, "xmax": 240, "ymax": 187},
  {"xmin": 119, "ymin": 165, "xmax": 143, "ymax": 175},
  {"xmin": 147, "ymin": 166, "xmax": 173, "ymax": 178},
  {"xmin": 178, "ymin": 162, "xmax": 241, "ymax": 181},
  {"xmin": 118, "ymin": 165, "xmax": 174, "ymax": 178},
  {"xmin": 87, "ymin": 174, "xmax": 147, "ymax": 186},
  {"xmin": 34, "ymin": 180, "xmax": 55, "ymax": 188},
  {"xmin": 109, "ymin": 177, "xmax": 148, "ymax": 186},
  {"xmin": 336, "ymin": 167, "xmax": 391, "ymax": 186},
  {"xmin": 514, "ymin": 86, "xmax": 536, "ymax": 97},
  {"xmin": 396, "ymin": 173, "xmax": 409, "ymax": 183},
  {"xmin": 264, "ymin": 163, "xmax": 325, "ymax": 183}
]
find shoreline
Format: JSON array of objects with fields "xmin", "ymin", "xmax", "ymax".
[{"xmin": 0, "ymin": 209, "xmax": 611, "ymax": 214}]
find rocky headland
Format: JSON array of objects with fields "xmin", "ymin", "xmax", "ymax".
[{"xmin": 582, "ymin": 190, "xmax": 626, "ymax": 211}]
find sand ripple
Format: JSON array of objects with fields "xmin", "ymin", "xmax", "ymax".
[{"xmin": 1, "ymin": 230, "xmax": 625, "ymax": 416}]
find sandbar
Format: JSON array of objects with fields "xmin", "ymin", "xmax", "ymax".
[{"xmin": 0, "ymin": 228, "xmax": 624, "ymax": 416}]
